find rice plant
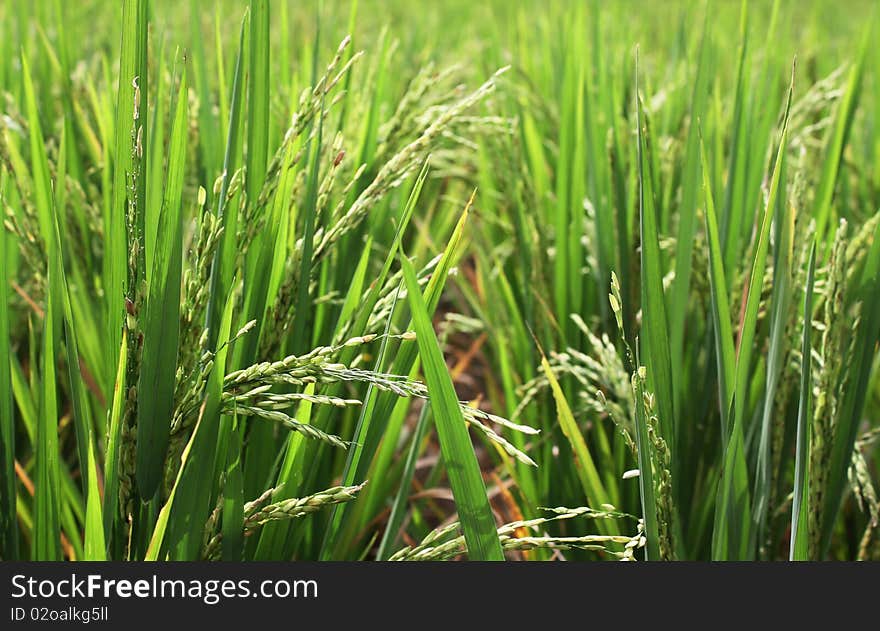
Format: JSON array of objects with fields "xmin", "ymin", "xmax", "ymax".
[{"xmin": 0, "ymin": 0, "xmax": 877, "ymax": 561}]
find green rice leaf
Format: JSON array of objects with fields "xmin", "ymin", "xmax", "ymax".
[
  {"xmin": 102, "ymin": 331, "xmax": 128, "ymax": 550},
  {"xmin": 790, "ymin": 243, "xmax": 816, "ymax": 561},
  {"xmin": 135, "ymin": 67, "xmax": 188, "ymax": 499},
  {"xmin": 813, "ymin": 25, "xmax": 870, "ymax": 242},
  {"xmin": 400, "ymin": 253, "xmax": 504, "ymax": 561},
  {"xmin": 540, "ymin": 353, "xmax": 615, "ymax": 536},
  {"xmin": 700, "ymin": 137, "xmax": 735, "ymax": 436},
  {"xmin": 0, "ymin": 209, "xmax": 17, "ymax": 559},
  {"xmin": 713, "ymin": 64, "xmax": 794, "ymax": 561},
  {"xmin": 83, "ymin": 439, "xmax": 106, "ymax": 561},
  {"xmin": 635, "ymin": 51, "xmax": 676, "ymax": 477}
]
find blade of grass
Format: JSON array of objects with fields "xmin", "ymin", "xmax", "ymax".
[
  {"xmin": 376, "ymin": 398, "xmax": 432, "ymax": 560},
  {"xmin": 256, "ymin": 164, "xmax": 427, "ymax": 560},
  {"xmin": 713, "ymin": 64, "xmax": 794, "ymax": 561},
  {"xmin": 813, "ymin": 25, "xmax": 869, "ymax": 243},
  {"xmin": 720, "ymin": 1, "xmax": 750, "ymax": 279},
  {"xmin": 251, "ymin": 383, "xmax": 316, "ymax": 560},
  {"xmin": 400, "ymin": 253, "xmax": 504, "ymax": 561},
  {"xmin": 790, "ymin": 242, "xmax": 816, "ymax": 561},
  {"xmin": 20, "ymin": 51, "xmax": 61, "ymax": 561},
  {"xmin": 635, "ymin": 50, "xmax": 676, "ymax": 472},
  {"xmin": 319, "ymin": 285, "xmax": 401, "ymax": 559},
  {"xmin": 34, "ymin": 234, "xmax": 61, "ymax": 560},
  {"xmin": 245, "ymin": 0, "xmax": 270, "ymax": 203},
  {"xmin": 289, "ymin": 100, "xmax": 324, "ymax": 355},
  {"xmin": 102, "ymin": 331, "xmax": 128, "ymax": 551},
  {"xmin": 145, "ymin": 41, "xmax": 167, "ymax": 276},
  {"xmin": 162, "ymin": 289, "xmax": 236, "ymax": 560},
  {"xmin": 145, "ymin": 401, "xmax": 203, "ymax": 561},
  {"xmin": 668, "ymin": 15, "xmax": 712, "ymax": 411},
  {"xmin": 220, "ymin": 409, "xmax": 244, "ymax": 561},
  {"xmin": 313, "ymin": 166, "xmax": 434, "ymax": 538},
  {"xmin": 320, "ymin": 163, "xmax": 431, "ymax": 559},
  {"xmin": 23, "ymin": 56, "xmax": 94, "ymax": 537},
  {"xmin": 700, "ymin": 136, "xmax": 735, "ymax": 438},
  {"xmin": 53, "ymin": 168, "xmax": 97, "ymax": 524},
  {"xmin": 204, "ymin": 11, "xmax": 248, "ymax": 349},
  {"xmin": 105, "ymin": 0, "xmax": 147, "ymax": 395},
  {"xmin": 540, "ymin": 350, "xmax": 615, "ymax": 534},
  {"xmin": 0, "ymin": 214, "xmax": 16, "ymax": 559},
  {"xmin": 135, "ymin": 67, "xmax": 188, "ymax": 499},
  {"xmin": 753, "ymin": 150, "xmax": 793, "ymax": 550},
  {"xmin": 83, "ymin": 439, "xmax": 106, "ymax": 561}
]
